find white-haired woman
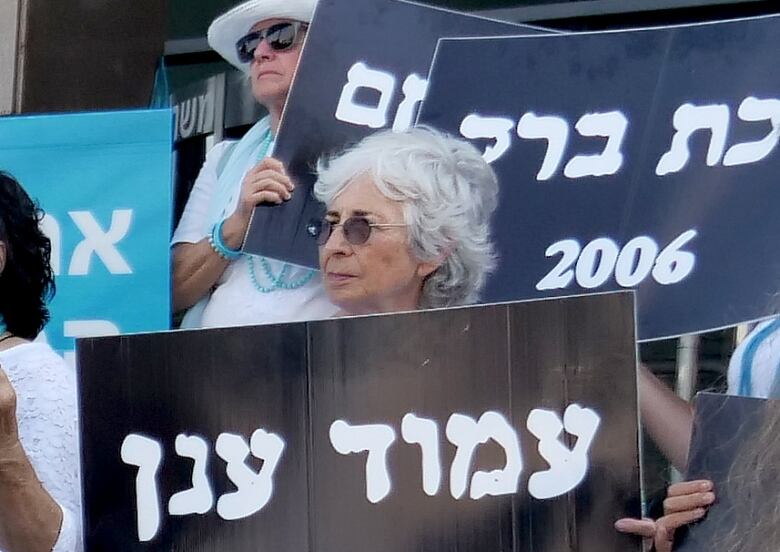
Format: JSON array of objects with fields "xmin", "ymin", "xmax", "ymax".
[
  {"xmin": 172, "ymin": 0, "xmax": 338, "ymax": 328},
  {"xmin": 307, "ymin": 127, "xmax": 498, "ymax": 315}
]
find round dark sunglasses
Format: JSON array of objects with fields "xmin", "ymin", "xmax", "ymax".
[
  {"xmin": 236, "ymin": 21, "xmax": 307, "ymax": 63},
  {"xmin": 306, "ymin": 217, "xmax": 407, "ymax": 246}
]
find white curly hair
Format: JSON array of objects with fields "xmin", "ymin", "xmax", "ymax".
[{"xmin": 314, "ymin": 126, "xmax": 499, "ymax": 309}]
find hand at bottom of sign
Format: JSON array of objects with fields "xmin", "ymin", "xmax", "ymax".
[{"xmin": 614, "ymin": 479, "xmax": 715, "ymax": 552}]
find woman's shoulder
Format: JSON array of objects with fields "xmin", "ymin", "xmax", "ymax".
[
  {"xmin": 734, "ymin": 318, "xmax": 780, "ymax": 362},
  {"xmin": 0, "ymin": 340, "xmax": 66, "ymax": 363},
  {"xmin": 727, "ymin": 317, "xmax": 780, "ymax": 397},
  {"xmin": 0, "ymin": 342, "xmax": 73, "ymax": 386}
]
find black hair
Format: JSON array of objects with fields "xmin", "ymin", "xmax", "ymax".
[{"xmin": 0, "ymin": 172, "xmax": 56, "ymax": 339}]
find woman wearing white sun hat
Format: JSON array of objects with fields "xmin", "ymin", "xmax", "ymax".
[{"xmin": 172, "ymin": 0, "xmax": 339, "ymax": 328}]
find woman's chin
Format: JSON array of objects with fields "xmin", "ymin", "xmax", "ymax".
[
  {"xmin": 327, "ymin": 293, "xmax": 360, "ymax": 316},
  {"xmin": 327, "ymin": 292, "xmax": 375, "ymax": 317},
  {"xmin": 251, "ymin": 85, "xmax": 287, "ymax": 107}
]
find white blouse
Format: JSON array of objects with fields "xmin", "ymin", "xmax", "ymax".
[{"xmin": 0, "ymin": 342, "xmax": 81, "ymax": 551}]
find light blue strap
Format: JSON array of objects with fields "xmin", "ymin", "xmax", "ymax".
[
  {"xmin": 740, "ymin": 317, "xmax": 780, "ymax": 396},
  {"xmin": 216, "ymin": 141, "xmax": 239, "ymax": 179},
  {"xmin": 149, "ymin": 57, "xmax": 171, "ymax": 109},
  {"xmin": 206, "ymin": 117, "xmax": 272, "ymax": 230}
]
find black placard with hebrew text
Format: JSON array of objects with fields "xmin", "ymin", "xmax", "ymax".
[
  {"xmin": 417, "ymin": 16, "xmax": 780, "ymax": 340},
  {"xmin": 242, "ymin": 0, "xmax": 546, "ymax": 268},
  {"xmin": 78, "ymin": 293, "xmax": 641, "ymax": 551}
]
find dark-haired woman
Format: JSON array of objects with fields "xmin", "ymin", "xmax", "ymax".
[{"xmin": 0, "ymin": 173, "xmax": 80, "ymax": 551}]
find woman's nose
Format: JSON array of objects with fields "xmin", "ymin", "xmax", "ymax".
[
  {"xmin": 253, "ymin": 38, "xmax": 274, "ymax": 61},
  {"xmin": 323, "ymin": 224, "xmax": 352, "ymax": 254}
]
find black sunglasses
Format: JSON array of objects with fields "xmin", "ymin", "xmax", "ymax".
[
  {"xmin": 236, "ymin": 21, "xmax": 307, "ymax": 63},
  {"xmin": 306, "ymin": 217, "xmax": 407, "ymax": 246}
]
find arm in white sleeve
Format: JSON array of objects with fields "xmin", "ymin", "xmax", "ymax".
[{"xmin": 11, "ymin": 347, "xmax": 82, "ymax": 551}]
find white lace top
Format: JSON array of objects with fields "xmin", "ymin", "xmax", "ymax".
[{"xmin": 0, "ymin": 342, "xmax": 81, "ymax": 551}]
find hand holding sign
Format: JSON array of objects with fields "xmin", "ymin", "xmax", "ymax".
[
  {"xmin": 242, "ymin": 0, "xmax": 546, "ymax": 267},
  {"xmin": 240, "ymin": 158, "xmax": 295, "ymax": 211},
  {"xmin": 615, "ymin": 480, "xmax": 715, "ymax": 552},
  {"xmin": 223, "ymin": 157, "xmax": 297, "ymax": 250}
]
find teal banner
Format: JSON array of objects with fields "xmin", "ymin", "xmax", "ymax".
[{"xmin": 0, "ymin": 110, "xmax": 173, "ymax": 364}]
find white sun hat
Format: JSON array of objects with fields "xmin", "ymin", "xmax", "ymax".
[{"xmin": 207, "ymin": 0, "xmax": 317, "ymax": 72}]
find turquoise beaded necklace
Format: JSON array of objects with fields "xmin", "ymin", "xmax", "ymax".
[
  {"xmin": 244, "ymin": 130, "xmax": 316, "ymax": 294},
  {"xmin": 248, "ymin": 257, "xmax": 316, "ymax": 293}
]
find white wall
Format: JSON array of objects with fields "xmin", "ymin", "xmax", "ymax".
[{"xmin": 0, "ymin": 0, "xmax": 21, "ymax": 114}]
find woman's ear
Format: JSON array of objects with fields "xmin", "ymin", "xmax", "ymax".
[
  {"xmin": 416, "ymin": 248, "xmax": 450, "ymax": 280},
  {"xmin": 416, "ymin": 259, "xmax": 440, "ymax": 280}
]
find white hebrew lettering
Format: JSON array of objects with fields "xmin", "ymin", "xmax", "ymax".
[
  {"xmin": 564, "ymin": 111, "xmax": 628, "ymax": 178},
  {"xmin": 40, "ymin": 214, "xmax": 62, "ymax": 276},
  {"xmin": 460, "ymin": 114, "xmax": 515, "ymax": 164},
  {"xmin": 723, "ymin": 96, "xmax": 780, "ymax": 166},
  {"xmin": 175, "ymin": 93, "xmax": 214, "ymax": 140},
  {"xmin": 168, "ymin": 434, "xmax": 214, "ymax": 516},
  {"xmin": 446, "ymin": 411, "xmax": 523, "ymax": 500},
  {"xmin": 199, "ymin": 93, "xmax": 214, "ymax": 135},
  {"xmin": 63, "ymin": 320, "xmax": 120, "ymax": 367},
  {"xmin": 401, "ymin": 413, "xmax": 441, "ymax": 496},
  {"xmin": 526, "ymin": 404, "xmax": 600, "ymax": 499},
  {"xmin": 330, "ymin": 420, "xmax": 396, "ymax": 503},
  {"xmin": 68, "ymin": 209, "xmax": 133, "ymax": 275},
  {"xmin": 516, "ymin": 112, "xmax": 570, "ymax": 180},
  {"xmin": 198, "ymin": 96, "xmax": 209, "ymax": 137},
  {"xmin": 656, "ymin": 103, "xmax": 730, "ymax": 176},
  {"xmin": 393, "ymin": 73, "xmax": 429, "ymax": 132},
  {"xmin": 64, "ymin": 320, "xmax": 120, "ymax": 338},
  {"xmin": 179, "ymin": 99, "xmax": 195, "ymax": 139},
  {"xmin": 335, "ymin": 62, "xmax": 397, "ymax": 129},
  {"xmin": 215, "ymin": 430, "xmax": 285, "ymax": 520},
  {"xmin": 121, "ymin": 434, "xmax": 163, "ymax": 542}
]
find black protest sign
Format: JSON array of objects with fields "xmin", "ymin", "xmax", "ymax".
[
  {"xmin": 78, "ymin": 293, "xmax": 641, "ymax": 551},
  {"xmin": 677, "ymin": 393, "xmax": 780, "ymax": 551},
  {"xmin": 241, "ymin": 0, "xmax": 546, "ymax": 267},
  {"xmin": 416, "ymin": 15, "xmax": 780, "ymax": 341}
]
